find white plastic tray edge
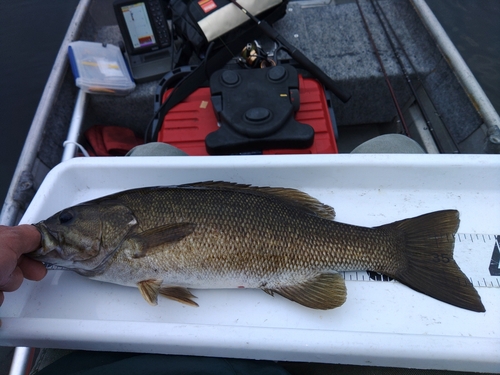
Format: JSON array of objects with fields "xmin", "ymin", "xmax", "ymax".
[{"xmin": 1, "ymin": 154, "xmax": 498, "ymax": 372}]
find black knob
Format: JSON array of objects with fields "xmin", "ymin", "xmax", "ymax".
[
  {"xmin": 221, "ymin": 70, "xmax": 240, "ymax": 86},
  {"xmin": 245, "ymin": 107, "xmax": 271, "ymax": 122},
  {"xmin": 267, "ymin": 66, "xmax": 286, "ymax": 81}
]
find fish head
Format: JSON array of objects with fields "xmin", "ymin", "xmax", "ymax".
[{"xmin": 30, "ymin": 200, "xmax": 138, "ymax": 275}]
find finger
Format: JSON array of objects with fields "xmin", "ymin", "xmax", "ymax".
[
  {"xmin": 0, "ymin": 225, "xmax": 41, "ymax": 258},
  {"xmin": 0, "ymin": 226, "xmax": 36, "ymax": 287},
  {"xmin": 0, "ymin": 266, "xmax": 24, "ymax": 292},
  {"xmin": 0, "ymin": 292, "xmax": 4, "ymax": 306},
  {"xmin": 0, "ymin": 249, "xmax": 18, "ymax": 287},
  {"xmin": 18, "ymin": 256, "xmax": 47, "ymax": 281},
  {"xmin": 14, "ymin": 225, "xmax": 42, "ymax": 255}
]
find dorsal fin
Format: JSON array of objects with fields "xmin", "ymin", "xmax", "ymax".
[{"xmin": 177, "ymin": 181, "xmax": 335, "ymax": 220}]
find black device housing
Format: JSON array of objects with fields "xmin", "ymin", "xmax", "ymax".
[
  {"xmin": 113, "ymin": 0, "xmax": 171, "ymax": 56},
  {"xmin": 206, "ymin": 65, "xmax": 314, "ymax": 155}
]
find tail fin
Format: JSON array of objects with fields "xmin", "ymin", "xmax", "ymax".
[{"xmin": 377, "ymin": 210, "xmax": 485, "ymax": 312}]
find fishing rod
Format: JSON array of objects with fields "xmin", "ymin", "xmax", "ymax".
[
  {"xmin": 228, "ymin": 0, "xmax": 351, "ymax": 103},
  {"xmin": 370, "ymin": 0, "xmax": 459, "ymax": 153},
  {"xmin": 355, "ymin": 0, "xmax": 410, "ymax": 136}
]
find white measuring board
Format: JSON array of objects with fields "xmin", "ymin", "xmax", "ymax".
[
  {"xmin": 457, "ymin": 233, "xmax": 500, "ymax": 288},
  {"xmin": 343, "ymin": 233, "xmax": 500, "ymax": 288},
  {"xmin": 1, "ymin": 155, "xmax": 499, "ymax": 373}
]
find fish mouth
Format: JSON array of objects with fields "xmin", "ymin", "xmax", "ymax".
[
  {"xmin": 30, "ymin": 222, "xmax": 63, "ymax": 260},
  {"xmin": 42, "ymin": 263, "xmax": 68, "ymax": 271},
  {"xmin": 29, "ymin": 223, "xmax": 71, "ymax": 270},
  {"xmin": 30, "ymin": 222, "xmax": 108, "ymax": 274}
]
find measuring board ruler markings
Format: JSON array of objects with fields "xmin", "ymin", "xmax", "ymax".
[{"xmin": 342, "ymin": 233, "xmax": 500, "ymax": 288}]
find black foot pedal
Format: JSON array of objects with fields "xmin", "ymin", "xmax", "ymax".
[{"xmin": 206, "ymin": 65, "xmax": 314, "ymax": 155}]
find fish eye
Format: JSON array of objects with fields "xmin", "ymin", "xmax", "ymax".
[{"xmin": 58, "ymin": 210, "xmax": 74, "ymax": 224}]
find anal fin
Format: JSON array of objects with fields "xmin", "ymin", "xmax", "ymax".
[
  {"xmin": 159, "ymin": 286, "xmax": 198, "ymax": 307},
  {"xmin": 137, "ymin": 279, "xmax": 163, "ymax": 306},
  {"xmin": 264, "ymin": 273, "xmax": 347, "ymax": 310}
]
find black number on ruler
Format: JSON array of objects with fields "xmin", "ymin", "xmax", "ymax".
[
  {"xmin": 489, "ymin": 235, "xmax": 500, "ymax": 276},
  {"xmin": 367, "ymin": 271, "xmax": 393, "ymax": 282}
]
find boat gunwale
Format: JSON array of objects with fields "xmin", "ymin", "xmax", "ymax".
[
  {"xmin": 0, "ymin": 0, "xmax": 92, "ymax": 226},
  {"xmin": 410, "ymin": 0, "xmax": 500, "ymax": 135}
]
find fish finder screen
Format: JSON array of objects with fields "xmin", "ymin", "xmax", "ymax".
[{"xmin": 120, "ymin": 2, "xmax": 156, "ymax": 49}]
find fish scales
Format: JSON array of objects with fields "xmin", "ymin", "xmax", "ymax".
[
  {"xmin": 30, "ymin": 182, "xmax": 485, "ymax": 312},
  {"xmin": 111, "ymin": 187, "xmax": 397, "ymax": 284}
]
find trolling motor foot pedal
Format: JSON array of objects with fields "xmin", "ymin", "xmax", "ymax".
[{"xmin": 205, "ymin": 65, "xmax": 314, "ymax": 155}]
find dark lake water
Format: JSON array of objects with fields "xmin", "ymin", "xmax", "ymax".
[{"xmin": 1, "ymin": 0, "xmax": 499, "ymax": 206}]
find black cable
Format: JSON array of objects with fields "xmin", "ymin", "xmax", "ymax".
[{"xmin": 144, "ymin": 42, "xmax": 215, "ymax": 143}]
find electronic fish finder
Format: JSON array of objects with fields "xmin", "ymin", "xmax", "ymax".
[{"xmin": 113, "ymin": 0, "xmax": 172, "ymax": 82}]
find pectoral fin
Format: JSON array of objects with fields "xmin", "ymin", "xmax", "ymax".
[
  {"xmin": 125, "ymin": 222, "xmax": 196, "ymax": 258},
  {"xmin": 137, "ymin": 279, "xmax": 163, "ymax": 306},
  {"xmin": 159, "ymin": 286, "xmax": 198, "ymax": 307},
  {"xmin": 263, "ymin": 273, "xmax": 347, "ymax": 310}
]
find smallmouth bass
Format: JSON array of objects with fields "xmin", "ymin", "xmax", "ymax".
[{"xmin": 29, "ymin": 182, "xmax": 485, "ymax": 312}]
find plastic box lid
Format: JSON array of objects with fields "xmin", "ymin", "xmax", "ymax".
[
  {"xmin": 1, "ymin": 155, "xmax": 499, "ymax": 373},
  {"xmin": 68, "ymin": 41, "xmax": 135, "ymax": 95}
]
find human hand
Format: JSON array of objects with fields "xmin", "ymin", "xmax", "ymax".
[{"xmin": 0, "ymin": 225, "xmax": 47, "ymax": 306}]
